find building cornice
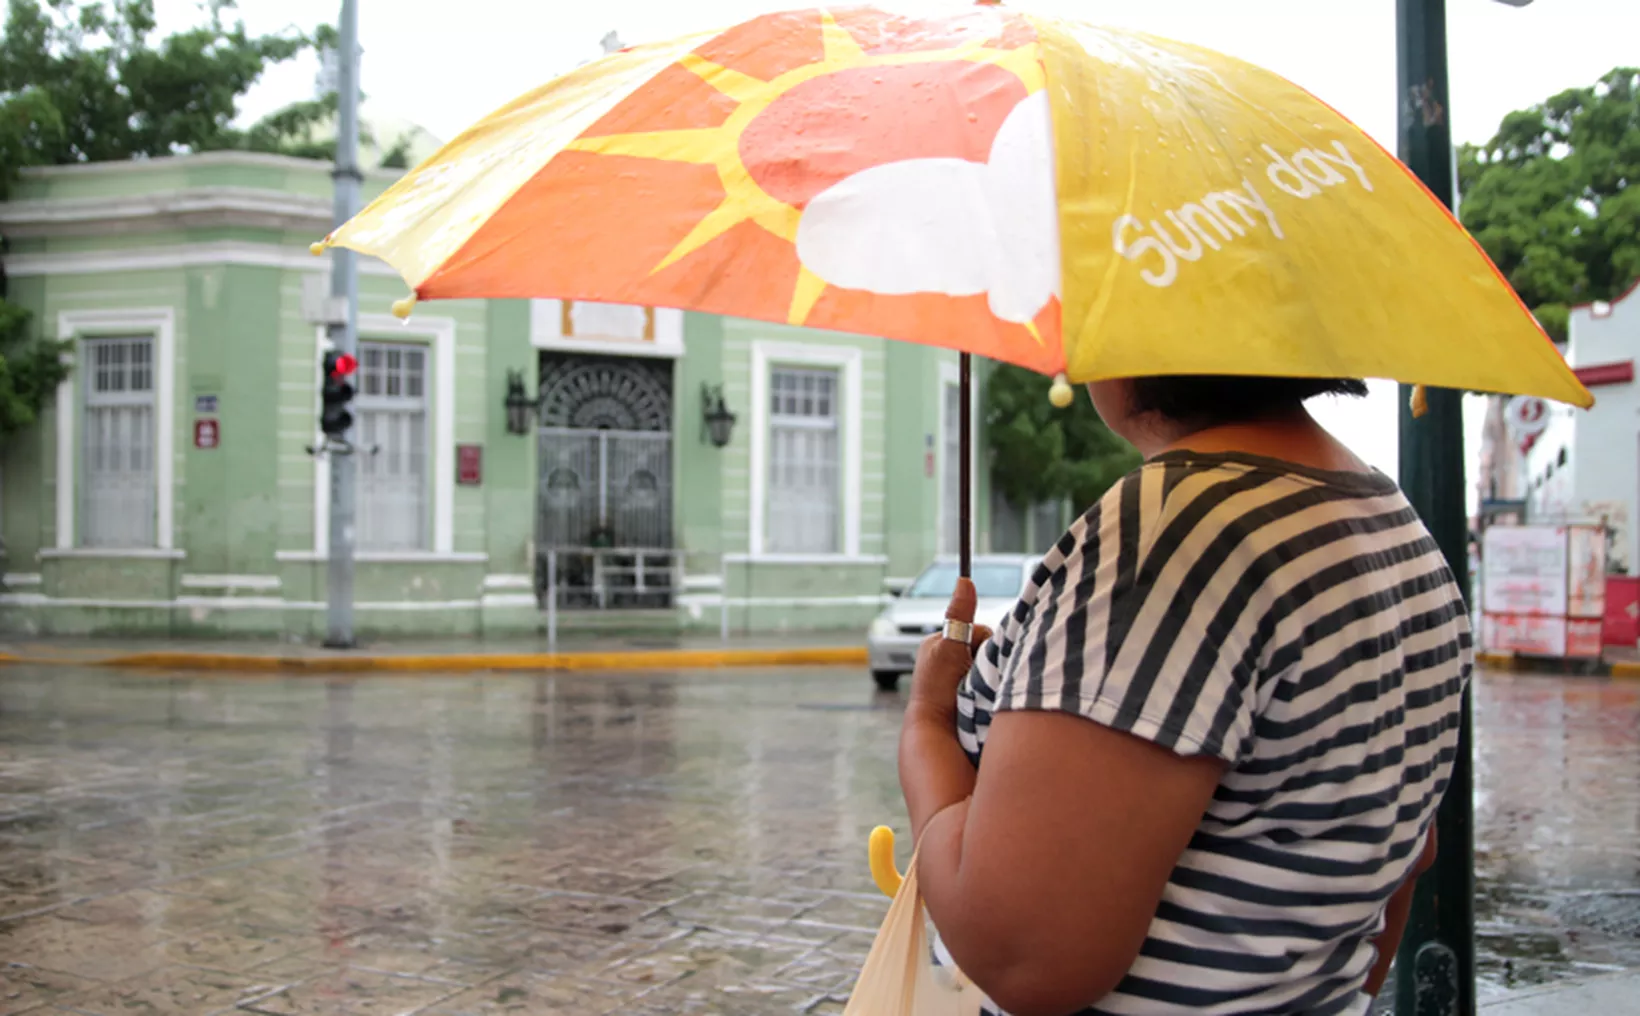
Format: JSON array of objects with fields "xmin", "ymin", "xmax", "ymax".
[
  {"xmin": 0, "ymin": 186, "xmax": 333, "ymax": 239},
  {"xmin": 16, "ymin": 150, "xmax": 404, "ymax": 181},
  {"xmin": 4, "ymin": 240, "xmax": 399, "ymax": 278}
]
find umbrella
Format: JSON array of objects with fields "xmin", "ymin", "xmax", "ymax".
[{"xmin": 314, "ymin": 2, "xmax": 1592, "ymax": 580}]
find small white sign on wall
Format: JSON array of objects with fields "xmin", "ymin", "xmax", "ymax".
[{"xmin": 528, "ymin": 299, "xmax": 684, "ymax": 358}]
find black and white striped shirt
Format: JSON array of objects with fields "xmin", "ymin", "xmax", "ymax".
[{"xmin": 949, "ymin": 450, "xmax": 1472, "ymax": 1015}]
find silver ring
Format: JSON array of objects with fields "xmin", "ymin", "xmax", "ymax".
[{"xmin": 942, "ymin": 619, "xmax": 974, "ymax": 644}]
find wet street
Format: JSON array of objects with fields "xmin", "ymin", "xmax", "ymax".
[
  {"xmin": 1473, "ymin": 672, "xmax": 1640, "ymax": 989},
  {"xmin": 0, "ymin": 665, "xmax": 1635, "ymax": 1015}
]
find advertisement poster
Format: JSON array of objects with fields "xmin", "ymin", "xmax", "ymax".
[
  {"xmin": 1566, "ymin": 619, "xmax": 1604, "ymax": 659},
  {"xmin": 1479, "ymin": 524, "xmax": 1609, "ymax": 659},
  {"xmin": 1483, "ymin": 525, "xmax": 1568, "ymax": 617},
  {"xmin": 1485, "ymin": 614, "xmax": 1568, "ymax": 658},
  {"xmin": 1566, "ymin": 525, "xmax": 1607, "ymax": 620},
  {"xmin": 1580, "ymin": 500, "xmax": 1629, "ymax": 575}
]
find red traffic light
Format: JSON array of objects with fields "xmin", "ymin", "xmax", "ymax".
[{"xmin": 332, "ymin": 353, "xmax": 358, "ymax": 377}]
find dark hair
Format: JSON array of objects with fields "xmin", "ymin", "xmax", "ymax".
[{"xmin": 1126, "ymin": 376, "xmax": 1369, "ymax": 426}]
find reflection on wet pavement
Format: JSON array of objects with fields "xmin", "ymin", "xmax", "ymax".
[
  {"xmin": 1474, "ymin": 672, "xmax": 1640, "ymax": 993},
  {"xmin": 0, "ymin": 669, "xmax": 905, "ymax": 1015},
  {"xmin": 0, "ymin": 666, "xmax": 1635, "ymax": 1014}
]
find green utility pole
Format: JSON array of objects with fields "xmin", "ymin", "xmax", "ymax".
[{"xmin": 1394, "ymin": 0, "xmax": 1476, "ymax": 1013}]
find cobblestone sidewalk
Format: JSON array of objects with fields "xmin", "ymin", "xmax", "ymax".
[
  {"xmin": 3, "ymin": 666, "xmax": 1639, "ymax": 1014},
  {"xmin": 0, "ymin": 668, "xmax": 905, "ymax": 1014}
]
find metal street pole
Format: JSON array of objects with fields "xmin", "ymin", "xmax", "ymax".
[
  {"xmin": 325, "ymin": 0, "xmax": 361, "ymax": 648},
  {"xmin": 1395, "ymin": 0, "xmax": 1476, "ymax": 1012}
]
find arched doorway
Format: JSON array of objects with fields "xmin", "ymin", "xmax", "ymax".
[{"xmin": 535, "ymin": 354, "xmax": 675, "ymax": 609}]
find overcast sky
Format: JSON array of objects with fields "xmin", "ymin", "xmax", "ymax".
[{"xmin": 154, "ymin": 0, "xmax": 1635, "ymax": 492}]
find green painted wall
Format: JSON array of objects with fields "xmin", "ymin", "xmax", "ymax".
[
  {"xmin": 884, "ymin": 339, "xmax": 940, "ymax": 579},
  {"xmin": 484, "ymin": 300, "xmax": 537, "ymax": 577},
  {"xmin": 182, "ymin": 264, "xmax": 283, "ymax": 575},
  {"xmin": 675, "ymin": 313, "xmax": 727, "ymax": 569}
]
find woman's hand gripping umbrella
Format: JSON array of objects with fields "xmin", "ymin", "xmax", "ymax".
[{"xmin": 850, "ymin": 577, "xmax": 992, "ymax": 1016}]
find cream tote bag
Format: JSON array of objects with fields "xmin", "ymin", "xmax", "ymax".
[{"xmin": 844, "ymin": 827, "xmax": 986, "ymax": 1016}]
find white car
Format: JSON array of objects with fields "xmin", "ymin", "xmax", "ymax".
[{"xmin": 867, "ymin": 554, "xmax": 1042, "ymax": 691}]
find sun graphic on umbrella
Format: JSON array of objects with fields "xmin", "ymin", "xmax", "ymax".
[
  {"xmin": 564, "ymin": 10, "xmax": 1057, "ymax": 342},
  {"xmin": 404, "ymin": 9, "xmax": 1065, "ymax": 372}
]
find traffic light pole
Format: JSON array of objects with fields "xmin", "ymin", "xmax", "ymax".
[
  {"xmin": 1394, "ymin": 0, "xmax": 1477, "ymax": 1012},
  {"xmin": 325, "ymin": 0, "xmax": 362, "ymax": 649}
]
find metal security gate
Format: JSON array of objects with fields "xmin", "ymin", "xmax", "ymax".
[
  {"xmin": 536, "ymin": 428, "xmax": 675, "ymax": 609},
  {"xmin": 537, "ymin": 428, "xmax": 672, "ymax": 550},
  {"xmin": 533, "ymin": 353, "xmax": 677, "ymax": 611}
]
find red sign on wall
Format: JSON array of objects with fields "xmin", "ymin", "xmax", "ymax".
[
  {"xmin": 456, "ymin": 444, "xmax": 482, "ymax": 486},
  {"xmin": 194, "ymin": 418, "xmax": 220, "ymax": 450},
  {"xmin": 1604, "ymin": 577, "xmax": 1639, "ymax": 647}
]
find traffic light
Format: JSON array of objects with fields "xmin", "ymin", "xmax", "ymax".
[{"xmin": 320, "ymin": 351, "xmax": 357, "ymax": 439}]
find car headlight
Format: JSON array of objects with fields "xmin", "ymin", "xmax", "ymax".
[{"xmin": 869, "ymin": 617, "xmax": 898, "ymax": 639}]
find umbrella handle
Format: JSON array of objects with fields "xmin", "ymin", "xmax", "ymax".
[{"xmin": 869, "ymin": 825, "xmax": 904, "ymax": 898}]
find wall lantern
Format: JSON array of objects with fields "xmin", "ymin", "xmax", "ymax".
[
  {"xmin": 504, "ymin": 369, "xmax": 537, "ymax": 436},
  {"xmin": 701, "ymin": 384, "xmax": 737, "ymax": 448}
]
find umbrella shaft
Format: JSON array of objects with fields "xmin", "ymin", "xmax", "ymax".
[{"xmin": 960, "ymin": 354, "xmax": 972, "ymax": 579}]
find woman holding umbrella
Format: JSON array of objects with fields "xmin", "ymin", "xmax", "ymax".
[
  {"xmin": 900, "ymin": 372, "xmax": 1453, "ymax": 1014},
  {"xmin": 316, "ymin": 6, "xmax": 1592, "ymax": 1013}
]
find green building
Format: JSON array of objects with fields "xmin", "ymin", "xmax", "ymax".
[{"xmin": 0, "ymin": 151, "xmax": 1051, "ymax": 640}]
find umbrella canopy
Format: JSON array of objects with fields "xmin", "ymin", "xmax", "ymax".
[{"xmin": 319, "ymin": 3, "xmax": 1590, "ymax": 409}]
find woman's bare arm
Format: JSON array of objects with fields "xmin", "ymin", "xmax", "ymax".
[
  {"xmin": 897, "ymin": 579, "xmax": 1224, "ymax": 1016},
  {"xmin": 915, "ymin": 710, "xmax": 1226, "ymax": 1016}
]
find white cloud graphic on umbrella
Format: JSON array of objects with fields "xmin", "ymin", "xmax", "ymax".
[{"xmin": 794, "ymin": 90, "xmax": 1061, "ymax": 325}]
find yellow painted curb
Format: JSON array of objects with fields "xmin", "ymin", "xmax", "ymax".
[
  {"xmin": 1608, "ymin": 660, "xmax": 1640, "ymax": 680},
  {"xmin": 1475, "ymin": 651, "xmax": 1522, "ymax": 671},
  {"xmin": 7, "ymin": 646, "xmax": 869, "ymax": 675}
]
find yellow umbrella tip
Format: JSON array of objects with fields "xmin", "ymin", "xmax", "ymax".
[
  {"xmin": 1048, "ymin": 374, "xmax": 1075, "ymax": 409},
  {"xmin": 309, "ymin": 240, "xmax": 327, "ymax": 256},
  {"xmin": 1410, "ymin": 384, "xmax": 1429, "ymax": 419},
  {"xmin": 391, "ymin": 295, "xmax": 418, "ymax": 320}
]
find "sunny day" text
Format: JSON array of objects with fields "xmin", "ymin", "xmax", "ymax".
[{"xmin": 1112, "ymin": 140, "xmax": 1374, "ymax": 289}]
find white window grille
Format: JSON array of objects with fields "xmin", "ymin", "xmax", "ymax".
[
  {"xmin": 766, "ymin": 367, "xmax": 840, "ymax": 554},
  {"xmin": 80, "ymin": 336, "xmax": 156, "ymax": 548},
  {"xmin": 942, "ymin": 381, "xmax": 963, "ymax": 556},
  {"xmin": 355, "ymin": 341, "xmax": 428, "ymax": 551}
]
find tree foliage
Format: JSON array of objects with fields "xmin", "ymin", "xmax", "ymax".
[
  {"xmin": 0, "ymin": 290, "xmax": 66, "ymax": 435},
  {"xmin": 985, "ymin": 364, "xmax": 1141, "ymax": 512},
  {"xmin": 0, "ymin": 0, "xmax": 363, "ymax": 437},
  {"xmin": 1459, "ymin": 67, "xmax": 1640, "ymax": 342}
]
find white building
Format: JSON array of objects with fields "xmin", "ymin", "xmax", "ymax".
[{"xmin": 1520, "ymin": 280, "xmax": 1640, "ymax": 573}]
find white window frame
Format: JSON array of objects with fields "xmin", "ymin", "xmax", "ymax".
[
  {"xmin": 937, "ymin": 359, "xmax": 981, "ymax": 558},
  {"xmin": 765, "ymin": 365, "xmax": 843, "ymax": 556},
  {"xmin": 79, "ymin": 335, "xmax": 158, "ymax": 549},
  {"xmin": 53, "ymin": 308, "xmax": 176, "ymax": 553},
  {"xmin": 354, "ymin": 340, "xmax": 432, "ymax": 553},
  {"xmin": 529, "ymin": 299, "xmax": 685, "ymax": 360},
  {"xmin": 309, "ymin": 313, "xmax": 456, "ymax": 559},
  {"xmin": 749, "ymin": 340, "xmax": 862, "ymax": 560}
]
